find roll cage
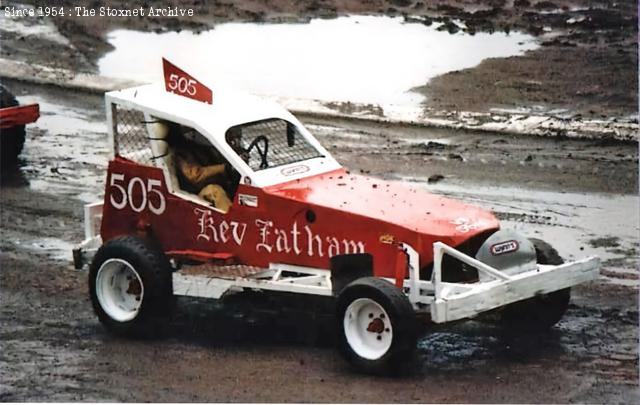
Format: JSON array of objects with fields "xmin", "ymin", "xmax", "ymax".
[{"xmin": 105, "ymin": 84, "xmax": 342, "ymax": 192}]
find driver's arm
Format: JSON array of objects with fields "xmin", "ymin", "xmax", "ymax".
[{"xmin": 176, "ymin": 155, "xmax": 225, "ymax": 185}]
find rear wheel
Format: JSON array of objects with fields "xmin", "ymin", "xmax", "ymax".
[
  {"xmin": 0, "ymin": 85, "xmax": 26, "ymax": 168},
  {"xmin": 337, "ymin": 277, "xmax": 417, "ymax": 375},
  {"xmin": 500, "ymin": 238, "xmax": 571, "ymax": 331},
  {"xmin": 89, "ymin": 236, "xmax": 173, "ymax": 338}
]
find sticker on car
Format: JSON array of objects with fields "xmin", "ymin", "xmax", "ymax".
[{"xmin": 490, "ymin": 240, "xmax": 519, "ymax": 256}]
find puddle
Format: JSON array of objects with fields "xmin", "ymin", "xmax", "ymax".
[
  {"xmin": 98, "ymin": 15, "xmax": 538, "ymax": 108},
  {"xmin": 15, "ymin": 237, "xmax": 75, "ymax": 261},
  {"xmin": 15, "ymin": 94, "xmax": 108, "ymax": 201}
]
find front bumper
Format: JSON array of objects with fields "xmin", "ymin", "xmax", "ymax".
[
  {"xmin": 430, "ymin": 256, "xmax": 600, "ymax": 323},
  {"xmin": 400, "ymin": 242, "xmax": 600, "ymax": 324}
]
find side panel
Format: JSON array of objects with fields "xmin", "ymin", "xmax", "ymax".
[
  {"xmin": 100, "ymin": 158, "xmax": 426, "ymax": 277},
  {"xmin": 100, "ymin": 158, "xmax": 170, "ymax": 241}
]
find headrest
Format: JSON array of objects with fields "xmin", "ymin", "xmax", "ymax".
[
  {"xmin": 147, "ymin": 118, "xmax": 169, "ymax": 158},
  {"xmin": 149, "ymin": 120, "xmax": 170, "ymax": 139}
]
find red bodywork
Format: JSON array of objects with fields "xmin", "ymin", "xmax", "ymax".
[
  {"xmin": 100, "ymin": 157, "xmax": 499, "ymax": 277},
  {"xmin": 0, "ymin": 104, "xmax": 40, "ymax": 129}
]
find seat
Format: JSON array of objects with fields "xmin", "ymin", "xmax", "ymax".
[{"xmin": 146, "ymin": 118, "xmax": 181, "ymax": 193}]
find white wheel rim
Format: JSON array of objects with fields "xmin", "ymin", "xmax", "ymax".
[
  {"xmin": 343, "ymin": 298, "xmax": 393, "ymax": 360},
  {"xmin": 96, "ymin": 258, "xmax": 144, "ymax": 322}
]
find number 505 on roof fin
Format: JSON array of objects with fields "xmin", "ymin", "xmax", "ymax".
[{"xmin": 162, "ymin": 57, "xmax": 213, "ymax": 104}]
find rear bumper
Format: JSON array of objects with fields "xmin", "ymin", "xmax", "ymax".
[{"xmin": 72, "ymin": 201, "xmax": 103, "ymax": 269}]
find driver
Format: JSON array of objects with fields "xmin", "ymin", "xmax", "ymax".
[{"xmin": 161, "ymin": 121, "xmax": 233, "ymax": 213}]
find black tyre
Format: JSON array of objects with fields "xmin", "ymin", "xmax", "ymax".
[
  {"xmin": 0, "ymin": 85, "xmax": 26, "ymax": 168},
  {"xmin": 89, "ymin": 235, "xmax": 173, "ymax": 338},
  {"xmin": 336, "ymin": 277, "xmax": 417, "ymax": 375},
  {"xmin": 500, "ymin": 238, "xmax": 571, "ymax": 331}
]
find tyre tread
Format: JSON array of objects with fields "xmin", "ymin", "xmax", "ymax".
[
  {"xmin": 500, "ymin": 238, "xmax": 571, "ymax": 331},
  {"xmin": 89, "ymin": 235, "xmax": 172, "ymax": 338}
]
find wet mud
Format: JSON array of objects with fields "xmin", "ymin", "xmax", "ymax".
[{"xmin": 0, "ymin": 80, "xmax": 638, "ymax": 402}]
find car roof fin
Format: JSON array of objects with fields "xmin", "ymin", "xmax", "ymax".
[{"xmin": 162, "ymin": 57, "xmax": 213, "ymax": 105}]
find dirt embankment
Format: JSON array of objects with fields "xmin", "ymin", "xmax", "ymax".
[
  {"xmin": 5, "ymin": 0, "xmax": 637, "ymax": 120},
  {"xmin": 415, "ymin": 1, "xmax": 638, "ymax": 118}
]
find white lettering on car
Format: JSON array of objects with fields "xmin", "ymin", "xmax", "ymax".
[
  {"xmin": 109, "ymin": 173, "xmax": 166, "ymax": 215},
  {"xmin": 196, "ymin": 212, "xmax": 365, "ymax": 257},
  {"xmin": 195, "ymin": 208, "xmax": 246, "ymax": 245},
  {"xmin": 252, "ymin": 219, "xmax": 365, "ymax": 257},
  {"xmin": 255, "ymin": 219, "xmax": 274, "ymax": 252}
]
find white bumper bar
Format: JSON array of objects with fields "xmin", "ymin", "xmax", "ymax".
[
  {"xmin": 72, "ymin": 201, "xmax": 103, "ymax": 269},
  {"xmin": 401, "ymin": 242, "xmax": 600, "ymax": 324}
]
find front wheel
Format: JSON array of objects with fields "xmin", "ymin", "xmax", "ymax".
[
  {"xmin": 336, "ymin": 277, "xmax": 417, "ymax": 375},
  {"xmin": 89, "ymin": 236, "xmax": 173, "ymax": 338},
  {"xmin": 500, "ymin": 238, "xmax": 571, "ymax": 331}
]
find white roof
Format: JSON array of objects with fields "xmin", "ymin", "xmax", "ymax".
[{"xmin": 105, "ymin": 83, "xmax": 298, "ymax": 138}]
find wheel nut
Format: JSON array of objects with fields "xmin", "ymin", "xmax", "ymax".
[
  {"xmin": 380, "ymin": 313, "xmax": 385, "ymax": 319},
  {"xmin": 369, "ymin": 313, "xmax": 374, "ymax": 318},
  {"xmin": 385, "ymin": 328, "xmax": 390, "ymax": 332},
  {"xmin": 377, "ymin": 336, "xmax": 382, "ymax": 341}
]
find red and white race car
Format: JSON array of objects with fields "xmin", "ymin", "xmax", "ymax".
[{"xmin": 74, "ymin": 60, "xmax": 600, "ymax": 374}]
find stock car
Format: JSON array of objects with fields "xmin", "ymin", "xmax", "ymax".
[
  {"xmin": 73, "ymin": 59, "xmax": 600, "ymax": 374},
  {"xmin": 0, "ymin": 84, "xmax": 39, "ymax": 167}
]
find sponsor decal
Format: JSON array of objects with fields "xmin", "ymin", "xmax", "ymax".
[
  {"xmin": 238, "ymin": 194, "xmax": 258, "ymax": 207},
  {"xmin": 281, "ymin": 165, "xmax": 310, "ymax": 176},
  {"xmin": 379, "ymin": 234, "xmax": 395, "ymax": 244},
  {"xmin": 490, "ymin": 240, "xmax": 519, "ymax": 256}
]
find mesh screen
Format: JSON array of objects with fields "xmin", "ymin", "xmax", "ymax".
[
  {"xmin": 228, "ymin": 119, "xmax": 323, "ymax": 171},
  {"xmin": 113, "ymin": 106, "xmax": 154, "ymax": 165}
]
